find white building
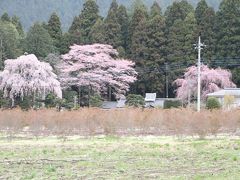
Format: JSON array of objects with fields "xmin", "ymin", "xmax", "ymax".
[{"xmin": 207, "ymin": 88, "xmax": 240, "ymax": 109}]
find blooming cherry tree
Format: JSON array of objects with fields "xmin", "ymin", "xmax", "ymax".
[
  {"xmin": 0, "ymin": 54, "xmax": 62, "ymax": 103},
  {"xmin": 58, "ymin": 44, "xmax": 137, "ymax": 98},
  {"xmin": 174, "ymin": 65, "xmax": 236, "ymax": 102}
]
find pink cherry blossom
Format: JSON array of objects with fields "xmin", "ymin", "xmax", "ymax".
[
  {"xmin": 0, "ymin": 54, "xmax": 62, "ymax": 99},
  {"xmin": 174, "ymin": 65, "xmax": 236, "ymax": 102},
  {"xmin": 58, "ymin": 44, "xmax": 137, "ymax": 98}
]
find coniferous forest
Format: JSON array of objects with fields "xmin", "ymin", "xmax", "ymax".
[
  {"xmin": 0, "ymin": 0, "xmax": 239, "ymax": 98},
  {"xmin": 1, "ymin": 1, "xmax": 240, "ymax": 179}
]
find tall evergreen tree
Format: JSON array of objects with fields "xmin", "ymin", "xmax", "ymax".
[
  {"xmin": 164, "ymin": 1, "xmax": 195, "ymax": 96},
  {"xmin": 68, "ymin": 16, "xmax": 82, "ymax": 45},
  {"xmin": 195, "ymin": 0, "xmax": 216, "ymax": 62},
  {"xmin": 129, "ymin": 4, "xmax": 148, "ymax": 95},
  {"xmin": 165, "ymin": 12, "xmax": 197, "ymax": 96},
  {"xmin": 166, "ymin": 13, "xmax": 197, "ymax": 65},
  {"xmin": 131, "ymin": 18, "xmax": 148, "ymax": 94},
  {"xmin": 195, "ymin": 0, "xmax": 208, "ymax": 24},
  {"xmin": 147, "ymin": 1, "xmax": 165, "ymax": 63},
  {"xmin": 103, "ymin": 0, "xmax": 122, "ymax": 48},
  {"xmin": 47, "ymin": 12, "xmax": 62, "ymax": 53},
  {"xmin": 24, "ymin": 23, "xmax": 55, "ymax": 58},
  {"xmin": 131, "ymin": 18, "xmax": 148, "ymax": 66},
  {"xmin": 182, "ymin": 13, "xmax": 197, "ymax": 63},
  {"xmin": 11, "ymin": 15, "xmax": 24, "ymax": 37},
  {"xmin": 68, "ymin": 0, "xmax": 99, "ymax": 45},
  {"xmin": 89, "ymin": 18, "xmax": 105, "ymax": 44},
  {"xmin": 116, "ymin": 5, "xmax": 129, "ymax": 54},
  {"xmin": 78, "ymin": 0, "xmax": 100, "ymax": 44},
  {"xmin": 131, "ymin": 0, "xmax": 145, "ymax": 11},
  {"xmin": 215, "ymin": 0, "xmax": 240, "ymax": 58},
  {"xmin": 150, "ymin": 1, "xmax": 162, "ymax": 18},
  {"xmin": 165, "ymin": 0, "xmax": 194, "ymax": 29},
  {"xmin": 129, "ymin": 4, "xmax": 148, "ymax": 57},
  {"xmin": 59, "ymin": 32, "xmax": 71, "ymax": 54},
  {"xmin": 144, "ymin": 1, "xmax": 166, "ymax": 95},
  {"xmin": 1, "ymin": 13, "xmax": 11, "ymax": 22},
  {"xmin": 215, "ymin": 0, "xmax": 240, "ymax": 87},
  {"xmin": 0, "ymin": 20, "xmax": 22, "ymax": 69}
]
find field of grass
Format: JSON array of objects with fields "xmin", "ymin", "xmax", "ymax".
[{"xmin": 0, "ymin": 136, "xmax": 239, "ymax": 179}]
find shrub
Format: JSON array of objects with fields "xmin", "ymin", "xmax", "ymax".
[
  {"xmin": 0, "ymin": 108, "xmax": 239, "ymax": 138},
  {"xmin": 18, "ymin": 96, "xmax": 32, "ymax": 111},
  {"xmin": 89, "ymin": 94, "xmax": 103, "ymax": 107},
  {"xmin": 0, "ymin": 91, "xmax": 8, "ymax": 108},
  {"xmin": 126, "ymin": 94, "xmax": 145, "ymax": 107},
  {"xmin": 61, "ymin": 101, "xmax": 76, "ymax": 110},
  {"xmin": 0, "ymin": 98, "xmax": 11, "ymax": 109},
  {"xmin": 45, "ymin": 93, "xmax": 58, "ymax": 108},
  {"xmin": 164, "ymin": 100, "xmax": 182, "ymax": 109},
  {"xmin": 61, "ymin": 90, "xmax": 79, "ymax": 110},
  {"xmin": 63, "ymin": 90, "xmax": 78, "ymax": 102},
  {"xmin": 0, "ymin": 91, "xmax": 11, "ymax": 108},
  {"xmin": 206, "ymin": 97, "xmax": 221, "ymax": 110},
  {"xmin": 224, "ymin": 95, "xmax": 235, "ymax": 109}
]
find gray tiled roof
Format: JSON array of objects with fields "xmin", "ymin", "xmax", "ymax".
[
  {"xmin": 207, "ymin": 88, "xmax": 240, "ymax": 97},
  {"xmin": 101, "ymin": 101, "xmax": 118, "ymax": 109}
]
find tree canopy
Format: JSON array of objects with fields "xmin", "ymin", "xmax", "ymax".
[
  {"xmin": 58, "ymin": 44, "xmax": 137, "ymax": 99},
  {"xmin": 0, "ymin": 54, "xmax": 62, "ymax": 100},
  {"xmin": 24, "ymin": 23, "xmax": 55, "ymax": 58},
  {"xmin": 174, "ymin": 65, "xmax": 236, "ymax": 102}
]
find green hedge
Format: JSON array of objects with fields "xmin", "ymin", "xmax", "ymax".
[
  {"xmin": 206, "ymin": 97, "xmax": 221, "ymax": 110},
  {"xmin": 164, "ymin": 100, "xmax": 182, "ymax": 109},
  {"xmin": 89, "ymin": 94, "xmax": 103, "ymax": 107},
  {"xmin": 126, "ymin": 94, "xmax": 145, "ymax": 107}
]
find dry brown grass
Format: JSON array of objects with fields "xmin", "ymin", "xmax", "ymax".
[{"xmin": 0, "ymin": 108, "xmax": 239, "ymax": 137}]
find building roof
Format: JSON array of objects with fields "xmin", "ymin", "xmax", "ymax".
[
  {"xmin": 207, "ymin": 88, "xmax": 240, "ymax": 97},
  {"xmin": 101, "ymin": 99, "xmax": 126, "ymax": 109},
  {"xmin": 145, "ymin": 93, "xmax": 157, "ymax": 102},
  {"xmin": 117, "ymin": 99, "xmax": 126, "ymax": 108},
  {"xmin": 101, "ymin": 101, "xmax": 118, "ymax": 109}
]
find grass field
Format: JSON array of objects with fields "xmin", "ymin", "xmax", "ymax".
[{"xmin": 0, "ymin": 136, "xmax": 239, "ymax": 179}]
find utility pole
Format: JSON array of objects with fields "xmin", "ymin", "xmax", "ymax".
[
  {"xmin": 195, "ymin": 36, "xmax": 205, "ymax": 112},
  {"xmin": 165, "ymin": 62, "xmax": 169, "ymax": 99}
]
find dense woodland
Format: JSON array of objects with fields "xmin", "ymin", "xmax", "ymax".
[
  {"xmin": 0, "ymin": 0, "xmax": 239, "ymax": 101},
  {"xmin": 0, "ymin": 0, "xmax": 221, "ymax": 31}
]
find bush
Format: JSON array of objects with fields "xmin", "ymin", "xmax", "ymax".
[
  {"xmin": 0, "ymin": 91, "xmax": 11, "ymax": 108},
  {"xmin": 206, "ymin": 97, "xmax": 221, "ymax": 110},
  {"xmin": 45, "ymin": 93, "xmax": 58, "ymax": 108},
  {"xmin": 18, "ymin": 96, "xmax": 32, "ymax": 111},
  {"xmin": 89, "ymin": 94, "xmax": 103, "ymax": 107},
  {"xmin": 63, "ymin": 90, "xmax": 78, "ymax": 102},
  {"xmin": 126, "ymin": 94, "xmax": 145, "ymax": 107},
  {"xmin": 0, "ymin": 98, "xmax": 11, "ymax": 109},
  {"xmin": 164, "ymin": 100, "xmax": 182, "ymax": 109},
  {"xmin": 224, "ymin": 95, "xmax": 235, "ymax": 109}
]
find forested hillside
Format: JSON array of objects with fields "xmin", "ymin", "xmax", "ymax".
[
  {"xmin": 1, "ymin": 0, "xmax": 239, "ymax": 100},
  {"xmin": 0, "ymin": 0, "xmax": 221, "ymax": 31}
]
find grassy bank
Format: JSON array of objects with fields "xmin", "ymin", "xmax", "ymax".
[{"xmin": 0, "ymin": 136, "xmax": 239, "ymax": 179}]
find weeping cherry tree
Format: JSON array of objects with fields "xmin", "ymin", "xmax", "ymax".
[
  {"xmin": 174, "ymin": 65, "xmax": 236, "ymax": 103},
  {"xmin": 0, "ymin": 54, "xmax": 62, "ymax": 106}
]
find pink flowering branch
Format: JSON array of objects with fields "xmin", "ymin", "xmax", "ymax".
[
  {"xmin": 173, "ymin": 65, "xmax": 236, "ymax": 102},
  {"xmin": 58, "ymin": 44, "xmax": 137, "ymax": 99},
  {"xmin": 0, "ymin": 54, "xmax": 62, "ymax": 100}
]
